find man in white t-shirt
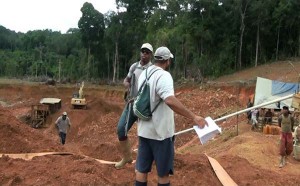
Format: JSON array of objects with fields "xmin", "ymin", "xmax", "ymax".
[{"xmin": 135, "ymin": 46, "xmax": 207, "ymax": 186}]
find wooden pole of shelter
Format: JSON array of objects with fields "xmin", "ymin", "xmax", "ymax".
[{"xmin": 175, "ymin": 93, "xmax": 294, "ymax": 136}]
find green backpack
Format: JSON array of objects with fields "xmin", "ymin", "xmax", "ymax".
[{"xmin": 133, "ymin": 68, "xmax": 161, "ymax": 120}]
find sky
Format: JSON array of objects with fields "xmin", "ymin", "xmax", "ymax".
[{"xmin": 0, "ymin": 0, "xmax": 117, "ymax": 33}]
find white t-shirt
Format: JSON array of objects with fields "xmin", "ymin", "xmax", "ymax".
[
  {"xmin": 137, "ymin": 65, "xmax": 175, "ymax": 140},
  {"xmin": 127, "ymin": 61, "xmax": 152, "ymax": 97}
]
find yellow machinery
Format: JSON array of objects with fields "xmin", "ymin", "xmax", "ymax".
[{"xmin": 71, "ymin": 81, "xmax": 87, "ymax": 109}]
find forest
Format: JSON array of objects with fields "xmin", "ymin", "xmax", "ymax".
[{"xmin": 0, "ymin": 0, "xmax": 299, "ymax": 83}]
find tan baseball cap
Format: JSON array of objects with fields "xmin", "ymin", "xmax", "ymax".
[
  {"xmin": 141, "ymin": 43, "xmax": 153, "ymax": 53},
  {"xmin": 154, "ymin": 46, "xmax": 174, "ymax": 60}
]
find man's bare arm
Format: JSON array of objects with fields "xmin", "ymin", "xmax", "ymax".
[{"xmin": 123, "ymin": 77, "xmax": 131, "ymax": 89}]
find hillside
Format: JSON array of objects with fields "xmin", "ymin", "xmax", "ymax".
[{"xmin": 215, "ymin": 59, "xmax": 300, "ymax": 83}]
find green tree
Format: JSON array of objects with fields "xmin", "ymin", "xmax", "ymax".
[{"xmin": 78, "ymin": 2, "xmax": 105, "ymax": 79}]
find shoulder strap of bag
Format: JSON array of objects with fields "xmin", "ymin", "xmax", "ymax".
[
  {"xmin": 138, "ymin": 67, "xmax": 161, "ymax": 93},
  {"xmin": 146, "ymin": 67, "xmax": 163, "ymax": 113}
]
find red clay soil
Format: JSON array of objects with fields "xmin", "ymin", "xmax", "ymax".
[{"xmin": 1, "ymin": 60, "xmax": 300, "ymax": 186}]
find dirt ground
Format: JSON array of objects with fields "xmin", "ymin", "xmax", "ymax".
[{"xmin": 1, "ymin": 60, "xmax": 300, "ymax": 186}]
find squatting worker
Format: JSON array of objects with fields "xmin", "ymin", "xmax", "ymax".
[
  {"xmin": 55, "ymin": 111, "xmax": 71, "ymax": 145},
  {"xmin": 278, "ymin": 106, "xmax": 294, "ymax": 168},
  {"xmin": 135, "ymin": 46, "xmax": 207, "ymax": 186},
  {"xmin": 115, "ymin": 43, "xmax": 153, "ymax": 169}
]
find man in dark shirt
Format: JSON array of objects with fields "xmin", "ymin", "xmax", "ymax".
[{"xmin": 264, "ymin": 109, "xmax": 273, "ymax": 124}]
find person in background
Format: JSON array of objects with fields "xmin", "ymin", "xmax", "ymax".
[
  {"xmin": 251, "ymin": 108, "xmax": 259, "ymax": 130},
  {"xmin": 278, "ymin": 106, "xmax": 294, "ymax": 168},
  {"xmin": 264, "ymin": 109, "xmax": 273, "ymax": 124},
  {"xmin": 134, "ymin": 46, "xmax": 207, "ymax": 186},
  {"xmin": 55, "ymin": 112, "xmax": 71, "ymax": 145},
  {"xmin": 115, "ymin": 43, "xmax": 153, "ymax": 169},
  {"xmin": 247, "ymin": 98, "xmax": 253, "ymax": 123}
]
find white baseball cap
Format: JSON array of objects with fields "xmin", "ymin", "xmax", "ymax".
[
  {"xmin": 63, "ymin": 112, "xmax": 67, "ymax": 116},
  {"xmin": 154, "ymin": 47, "xmax": 174, "ymax": 60},
  {"xmin": 140, "ymin": 43, "xmax": 153, "ymax": 53}
]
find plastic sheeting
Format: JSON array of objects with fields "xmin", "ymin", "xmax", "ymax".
[
  {"xmin": 254, "ymin": 77, "xmax": 299, "ymax": 109},
  {"xmin": 272, "ymin": 80, "xmax": 298, "ymax": 96}
]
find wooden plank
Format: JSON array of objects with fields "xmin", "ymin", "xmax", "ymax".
[{"xmin": 206, "ymin": 154, "xmax": 238, "ymax": 186}]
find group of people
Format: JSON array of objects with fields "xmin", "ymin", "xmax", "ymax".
[
  {"xmin": 51, "ymin": 43, "xmax": 207, "ymax": 185},
  {"xmin": 247, "ymin": 100, "xmax": 296, "ymax": 168},
  {"xmin": 247, "ymin": 98, "xmax": 274, "ymax": 130},
  {"xmin": 115, "ymin": 43, "xmax": 207, "ymax": 186}
]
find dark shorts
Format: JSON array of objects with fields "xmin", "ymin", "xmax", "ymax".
[{"xmin": 136, "ymin": 136, "xmax": 174, "ymax": 177}]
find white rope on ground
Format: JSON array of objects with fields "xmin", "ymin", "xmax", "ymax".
[
  {"xmin": 0, "ymin": 152, "xmax": 73, "ymax": 160},
  {"xmin": 175, "ymin": 93, "xmax": 294, "ymax": 136},
  {"xmin": 0, "ymin": 152, "xmax": 119, "ymax": 165}
]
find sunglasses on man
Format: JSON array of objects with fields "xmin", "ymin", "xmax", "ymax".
[{"xmin": 141, "ymin": 49, "xmax": 151, "ymax": 54}]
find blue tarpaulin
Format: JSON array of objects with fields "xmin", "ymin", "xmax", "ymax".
[{"xmin": 271, "ymin": 80, "xmax": 299, "ymax": 96}]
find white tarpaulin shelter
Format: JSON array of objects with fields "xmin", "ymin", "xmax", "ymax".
[{"xmin": 254, "ymin": 77, "xmax": 299, "ymax": 109}]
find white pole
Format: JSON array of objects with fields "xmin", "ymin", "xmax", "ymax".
[{"xmin": 175, "ymin": 93, "xmax": 294, "ymax": 136}]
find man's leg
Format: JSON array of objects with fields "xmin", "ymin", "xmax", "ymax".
[
  {"xmin": 286, "ymin": 132, "xmax": 294, "ymax": 156},
  {"xmin": 158, "ymin": 175, "xmax": 170, "ymax": 185},
  {"xmin": 135, "ymin": 137, "xmax": 153, "ymax": 185},
  {"xmin": 59, "ymin": 132, "xmax": 66, "ymax": 145},
  {"xmin": 135, "ymin": 171, "xmax": 148, "ymax": 186},
  {"xmin": 154, "ymin": 137, "xmax": 174, "ymax": 185},
  {"xmin": 115, "ymin": 104, "xmax": 137, "ymax": 169},
  {"xmin": 62, "ymin": 133, "xmax": 66, "ymax": 144},
  {"xmin": 279, "ymin": 133, "xmax": 287, "ymax": 168},
  {"xmin": 59, "ymin": 132, "xmax": 63, "ymax": 144},
  {"xmin": 251, "ymin": 118, "xmax": 255, "ymax": 130},
  {"xmin": 116, "ymin": 103, "xmax": 137, "ymax": 139}
]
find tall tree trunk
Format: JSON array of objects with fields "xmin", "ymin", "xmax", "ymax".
[
  {"xmin": 113, "ymin": 42, "xmax": 118, "ymax": 83},
  {"xmin": 107, "ymin": 52, "xmax": 110, "ymax": 80},
  {"xmin": 255, "ymin": 23, "xmax": 260, "ymax": 67},
  {"xmin": 238, "ymin": 0, "xmax": 250, "ymax": 70},
  {"xmin": 200, "ymin": 13, "xmax": 204, "ymax": 57},
  {"xmin": 181, "ymin": 40, "xmax": 185, "ymax": 78},
  {"xmin": 184, "ymin": 41, "xmax": 188, "ymax": 78},
  {"xmin": 276, "ymin": 23, "xmax": 281, "ymax": 61},
  {"xmin": 35, "ymin": 61, "xmax": 38, "ymax": 78},
  {"xmin": 117, "ymin": 48, "xmax": 120, "ymax": 80},
  {"xmin": 298, "ymin": 31, "xmax": 300, "ymax": 57},
  {"xmin": 87, "ymin": 46, "xmax": 91, "ymax": 80},
  {"xmin": 58, "ymin": 59, "xmax": 61, "ymax": 82},
  {"xmin": 235, "ymin": 44, "xmax": 238, "ymax": 70},
  {"xmin": 238, "ymin": 14, "xmax": 245, "ymax": 70}
]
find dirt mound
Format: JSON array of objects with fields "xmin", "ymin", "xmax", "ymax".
[
  {"xmin": 0, "ymin": 106, "xmax": 63, "ymax": 153},
  {"xmin": 215, "ymin": 60, "xmax": 300, "ymax": 83},
  {"xmin": 178, "ymin": 122, "xmax": 300, "ymax": 185}
]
